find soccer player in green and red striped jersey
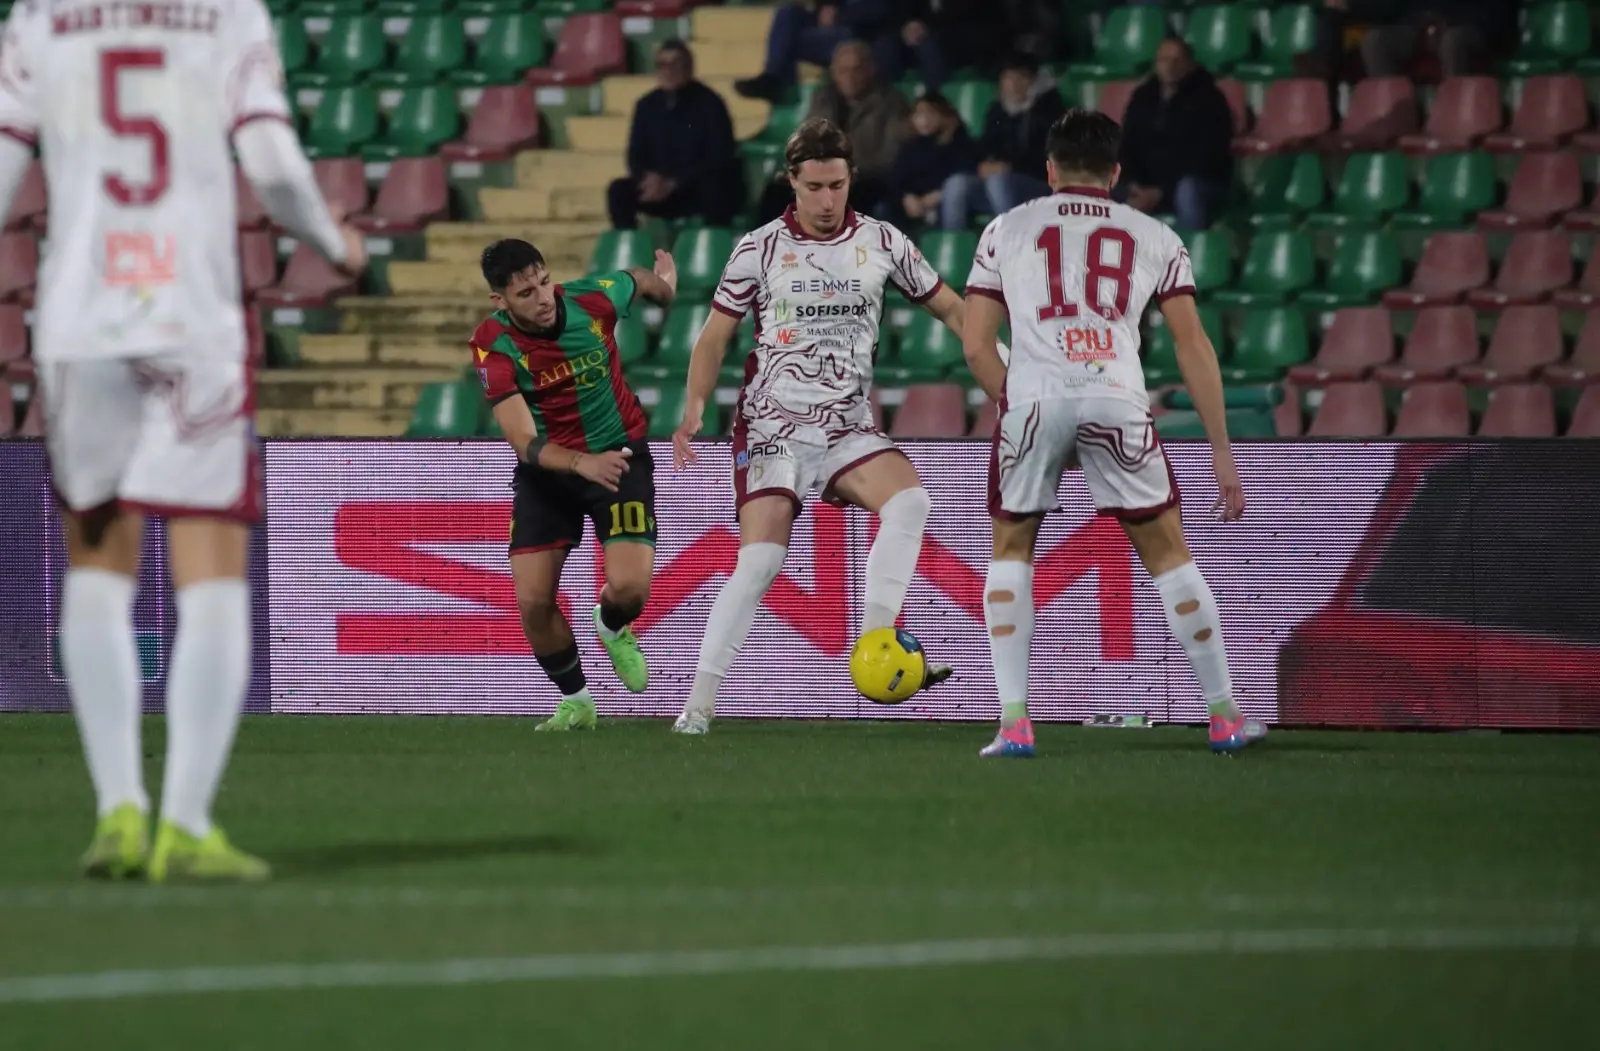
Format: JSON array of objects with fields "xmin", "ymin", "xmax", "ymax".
[{"xmin": 472, "ymin": 239, "xmax": 677, "ymax": 731}]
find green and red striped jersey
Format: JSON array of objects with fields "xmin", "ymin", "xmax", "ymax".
[{"xmin": 470, "ymin": 270, "xmax": 649, "ymax": 453}]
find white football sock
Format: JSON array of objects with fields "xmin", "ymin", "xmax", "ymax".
[
  {"xmin": 683, "ymin": 542, "xmax": 786, "ymax": 716},
  {"xmin": 160, "ymin": 579, "xmax": 252, "ymax": 837},
  {"xmin": 1152, "ymin": 561, "xmax": 1239, "ymax": 719},
  {"xmin": 60, "ymin": 568, "xmax": 148, "ymax": 817},
  {"xmin": 984, "ymin": 560, "xmax": 1034, "ymax": 726},
  {"xmin": 862, "ymin": 487, "xmax": 931, "ymax": 633}
]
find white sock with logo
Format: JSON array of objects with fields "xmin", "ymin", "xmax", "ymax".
[
  {"xmin": 983, "ymin": 560, "xmax": 1035, "ymax": 727},
  {"xmin": 1151, "ymin": 561, "xmax": 1239, "ymax": 720},
  {"xmin": 683, "ymin": 543, "xmax": 787, "ymax": 717},
  {"xmin": 862, "ymin": 487, "xmax": 931, "ymax": 633},
  {"xmin": 60, "ymin": 568, "xmax": 149, "ymax": 817}
]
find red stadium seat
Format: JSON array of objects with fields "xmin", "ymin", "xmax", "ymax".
[
  {"xmin": 1476, "ymin": 152, "xmax": 1583, "ymax": 230},
  {"xmin": 1381, "ymin": 232, "xmax": 1489, "ymax": 308},
  {"xmin": 1319, "ymin": 77, "xmax": 1417, "ymax": 151},
  {"xmin": 0, "ymin": 302, "xmax": 26, "ymax": 373},
  {"xmin": 1552, "ymin": 252, "xmax": 1600, "ymax": 310},
  {"xmin": 5, "ymin": 162, "xmax": 45, "ymax": 231},
  {"xmin": 525, "ymin": 14, "xmax": 626, "ymax": 88},
  {"xmin": 1397, "ymin": 77, "xmax": 1502, "ymax": 155},
  {"xmin": 256, "ymin": 243, "xmax": 359, "ymax": 308},
  {"xmin": 440, "ymin": 85, "xmax": 542, "ymax": 163},
  {"xmin": 1477, "ymin": 383, "xmax": 1556, "ymax": 437},
  {"xmin": 0, "ymin": 397, "xmax": 12, "ymax": 438},
  {"xmin": 238, "ymin": 229, "xmax": 278, "ymax": 299},
  {"xmin": 1457, "ymin": 306, "xmax": 1564, "ymax": 385},
  {"xmin": 1466, "ymin": 230, "xmax": 1573, "ymax": 309},
  {"xmin": 614, "ymin": 0, "xmax": 696, "ymax": 16},
  {"xmin": 1391, "ymin": 381, "xmax": 1471, "ymax": 437},
  {"xmin": 245, "ymin": 306, "xmax": 266, "ymax": 366},
  {"xmin": 1561, "ymin": 183, "xmax": 1600, "ymax": 234},
  {"xmin": 313, "ymin": 158, "xmax": 370, "ymax": 220},
  {"xmin": 1286, "ymin": 307, "xmax": 1394, "ymax": 385},
  {"xmin": 1217, "ymin": 77, "xmax": 1250, "ymax": 136},
  {"xmin": 1482, "ymin": 75, "xmax": 1590, "ymax": 152},
  {"xmin": 351, "ymin": 157, "xmax": 449, "ymax": 234},
  {"xmin": 0, "ymin": 233, "xmax": 37, "ymax": 303},
  {"xmin": 1095, "ymin": 80, "xmax": 1137, "ymax": 126},
  {"xmin": 1307, "ymin": 381, "xmax": 1387, "ymax": 437},
  {"xmin": 1544, "ymin": 312, "xmax": 1600, "ymax": 386},
  {"xmin": 1567, "ymin": 386, "xmax": 1600, "ymax": 436},
  {"xmin": 890, "ymin": 383, "xmax": 967, "ymax": 438},
  {"xmin": 235, "ymin": 167, "xmax": 268, "ymax": 230},
  {"xmin": 1373, "ymin": 305, "xmax": 1479, "ymax": 385},
  {"xmin": 1274, "ymin": 379, "xmax": 1303, "ymax": 436},
  {"xmin": 1232, "ymin": 78, "xmax": 1331, "ymax": 155},
  {"xmin": 968, "ymin": 398, "xmax": 999, "ymax": 437}
]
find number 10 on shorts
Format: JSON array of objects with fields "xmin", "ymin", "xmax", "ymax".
[{"xmin": 608, "ymin": 500, "xmax": 652, "ymax": 538}]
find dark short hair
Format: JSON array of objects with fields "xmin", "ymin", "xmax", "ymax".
[
  {"xmin": 915, "ymin": 91, "xmax": 960, "ymax": 124},
  {"xmin": 1159, "ymin": 35, "xmax": 1194, "ymax": 60},
  {"xmin": 481, "ymin": 239, "xmax": 545, "ymax": 291},
  {"xmin": 657, "ymin": 38, "xmax": 693, "ymax": 66},
  {"xmin": 785, "ymin": 117, "xmax": 853, "ymax": 173},
  {"xmin": 998, "ymin": 51, "xmax": 1040, "ymax": 77},
  {"xmin": 1046, "ymin": 108, "xmax": 1122, "ymax": 181}
]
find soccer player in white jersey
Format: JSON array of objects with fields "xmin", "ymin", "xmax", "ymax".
[
  {"xmin": 963, "ymin": 109, "xmax": 1263, "ymax": 758},
  {"xmin": 0, "ymin": 0, "xmax": 365, "ymax": 877},
  {"xmin": 668, "ymin": 118, "xmax": 982, "ymax": 734}
]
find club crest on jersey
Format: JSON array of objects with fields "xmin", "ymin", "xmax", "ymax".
[{"xmin": 855, "ymin": 246, "xmax": 869, "ymax": 267}]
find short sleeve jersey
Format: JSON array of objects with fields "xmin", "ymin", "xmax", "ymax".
[
  {"xmin": 0, "ymin": 0, "xmax": 293, "ymax": 361},
  {"xmin": 966, "ymin": 188, "xmax": 1195, "ymax": 411},
  {"xmin": 713, "ymin": 208, "xmax": 942, "ymax": 431}
]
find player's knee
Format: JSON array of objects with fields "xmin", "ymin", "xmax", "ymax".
[
  {"xmin": 880, "ymin": 486, "xmax": 931, "ymax": 534},
  {"xmin": 733, "ymin": 541, "xmax": 787, "ymax": 592},
  {"xmin": 605, "ymin": 578, "xmax": 650, "ymax": 619},
  {"xmin": 516, "ymin": 593, "xmax": 562, "ymax": 631}
]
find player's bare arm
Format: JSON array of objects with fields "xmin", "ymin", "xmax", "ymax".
[
  {"xmin": 626, "ymin": 250, "xmax": 678, "ymax": 305},
  {"xmin": 234, "ymin": 119, "xmax": 366, "ymax": 277},
  {"xmin": 672, "ymin": 307, "xmax": 741, "ymax": 470},
  {"xmin": 492, "ymin": 396, "xmax": 633, "ymax": 493},
  {"xmin": 1159, "ymin": 292, "xmax": 1244, "ymax": 521},
  {"xmin": 961, "ymin": 292, "xmax": 1009, "ymax": 403}
]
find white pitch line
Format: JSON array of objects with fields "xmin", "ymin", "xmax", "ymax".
[{"xmin": 0, "ymin": 926, "xmax": 1593, "ymax": 1005}]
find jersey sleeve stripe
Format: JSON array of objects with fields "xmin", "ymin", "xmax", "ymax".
[
  {"xmin": 965, "ymin": 285, "xmax": 1005, "ymax": 305},
  {"xmin": 903, "ymin": 276, "xmax": 943, "ymax": 305},
  {"xmin": 0, "ymin": 124, "xmax": 35, "ymax": 148},
  {"xmin": 229, "ymin": 112, "xmax": 292, "ymax": 137},
  {"xmin": 710, "ymin": 300, "xmax": 746, "ymax": 318},
  {"xmin": 1153, "ymin": 284, "xmax": 1197, "ymax": 303}
]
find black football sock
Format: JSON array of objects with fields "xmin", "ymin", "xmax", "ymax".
[
  {"xmin": 598, "ymin": 600, "xmax": 638, "ymax": 635},
  {"xmin": 535, "ymin": 643, "xmax": 588, "ymax": 698}
]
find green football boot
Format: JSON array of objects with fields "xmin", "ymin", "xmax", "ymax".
[
  {"xmin": 80, "ymin": 803, "xmax": 149, "ymax": 880},
  {"xmin": 594, "ymin": 605, "xmax": 650, "ymax": 693},
  {"xmin": 147, "ymin": 822, "xmax": 271, "ymax": 883},
  {"xmin": 536, "ymin": 695, "xmax": 598, "ymax": 731}
]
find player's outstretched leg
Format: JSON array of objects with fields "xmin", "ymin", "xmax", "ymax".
[
  {"xmin": 60, "ymin": 508, "xmax": 152, "ymax": 878},
  {"xmin": 979, "ymin": 515, "xmax": 1040, "ymax": 758},
  {"xmin": 1122, "ymin": 509, "xmax": 1264, "ymax": 755},
  {"xmin": 592, "ymin": 534, "xmax": 653, "ymax": 694},
  {"xmin": 512, "ymin": 551, "xmax": 598, "ymax": 731},
  {"xmin": 149, "ymin": 517, "xmax": 269, "ymax": 883}
]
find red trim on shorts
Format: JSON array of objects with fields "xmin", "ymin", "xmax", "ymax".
[
  {"xmin": 738, "ymin": 486, "xmax": 803, "ymax": 516},
  {"xmin": 710, "ymin": 300, "xmax": 745, "ymax": 319},
  {"xmin": 820, "ymin": 446, "xmax": 900, "ymax": 507},
  {"xmin": 510, "ymin": 541, "xmax": 573, "ymax": 556},
  {"xmin": 1153, "ymin": 284, "xmax": 1197, "ymax": 305},
  {"xmin": 905, "ymin": 277, "xmax": 944, "ymax": 306},
  {"xmin": 965, "ymin": 286, "xmax": 1006, "ymax": 305},
  {"xmin": 1099, "ymin": 426, "xmax": 1181, "ymax": 522},
  {"xmin": 0, "ymin": 125, "xmax": 37, "ymax": 149},
  {"xmin": 985, "ymin": 395, "xmax": 1035, "ymax": 522},
  {"xmin": 229, "ymin": 112, "xmax": 293, "ymax": 138},
  {"xmin": 730, "ymin": 412, "xmax": 802, "ymax": 516}
]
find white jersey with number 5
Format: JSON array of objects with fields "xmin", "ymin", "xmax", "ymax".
[
  {"xmin": 965, "ymin": 187, "xmax": 1195, "ymax": 412},
  {"xmin": 0, "ymin": 0, "xmax": 290, "ymax": 361}
]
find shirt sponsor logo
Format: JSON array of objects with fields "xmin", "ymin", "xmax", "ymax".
[
  {"xmin": 795, "ymin": 302, "xmax": 872, "ymax": 319},
  {"xmin": 772, "ymin": 299, "xmax": 792, "ymax": 322},
  {"xmin": 1063, "ymin": 327, "xmax": 1115, "ymax": 363},
  {"xmin": 103, "ymin": 230, "xmax": 177, "ymax": 289},
  {"xmin": 790, "ymin": 278, "xmax": 863, "ymax": 295},
  {"xmin": 775, "ymin": 328, "xmax": 799, "ymax": 345},
  {"xmin": 532, "ymin": 346, "xmax": 608, "ymax": 390}
]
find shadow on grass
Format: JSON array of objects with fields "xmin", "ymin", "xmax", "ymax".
[{"xmin": 272, "ymin": 833, "xmax": 598, "ymax": 878}]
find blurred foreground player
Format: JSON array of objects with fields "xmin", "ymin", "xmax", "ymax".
[
  {"xmin": 0, "ymin": 0, "xmax": 366, "ymax": 877},
  {"xmin": 962, "ymin": 110, "xmax": 1264, "ymax": 758},
  {"xmin": 472, "ymin": 240, "xmax": 677, "ymax": 730}
]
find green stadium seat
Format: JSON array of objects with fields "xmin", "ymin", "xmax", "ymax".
[
  {"xmin": 894, "ymin": 311, "xmax": 965, "ymax": 379},
  {"xmin": 1298, "ymin": 230, "xmax": 1404, "ymax": 310},
  {"xmin": 1155, "ymin": 408, "xmax": 1278, "ymax": 439},
  {"xmin": 298, "ymin": 0, "xmax": 371, "ymax": 14},
  {"xmin": 1183, "ymin": 4, "xmax": 1254, "ymax": 72},
  {"xmin": 1144, "ymin": 304, "xmax": 1224, "ymax": 387},
  {"xmin": 1211, "ymin": 231, "xmax": 1316, "ymax": 306},
  {"xmin": 1307, "ymin": 152, "xmax": 1410, "ymax": 228},
  {"xmin": 1233, "ymin": 4, "xmax": 1319, "ymax": 82},
  {"xmin": 452, "ymin": 13, "xmax": 547, "ymax": 87},
  {"xmin": 304, "ymin": 85, "xmax": 381, "ymax": 158},
  {"xmin": 1181, "ymin": 228, "xmax": 1233, "ymax": 292},
  {"xmin": 655, "ymin": 302, "xmax": 710, "ymax": 372},
  {"xmin": 370, "ymin": 15, "xmax": 468, "ymax": 88},
  {"xmin": 1066, "ymin": 6, "xmax": 1168, "ymax": 80},
  {"xmin": 407, "ymin": 380, "xmax": 483, "ymax": 437},
  {"xmin": 646, "ymin": 385, "xmax": 724, "ymax": 439},
  {"xmin": 361, "ymin": 85, "xmax": 462, "ymax": 160},
  {"xmin": 274, "ymin": 16, "xmax": 310, "ymax": 77},
  {"xmin": 377, "ymin": 0, "xmax": 454, "ymax": 14},
  {"xmin": 613, "ymin": 314, "xmax": 649, "ymax": 367},
  {"xmin": 1391, "ymin": 152, "xmax": 1497, "ymax": 230},
  {"xmin": 292, "ymin": 15, "xmax": 386, "ymax": 89},
  {"xmin": 589, "ymin": 230, "xmax": 656, "ymax": 274},
  {"xmin": 945, "ymin": 80, "xmax": 996, "ymax": 133},
  {"xmin": 1504, "ymin": 1, "xmax": 1592, "ymax": 76},
  {"xmin": 1169, "ymin": 384, "xmax": 1285, "ymax": 412},
  {"xmin": 672, "ymin": 228, "xmax": 735, "ymax": 296},
  {"xmin": 1240, "ymin": 152, "xmax": 1326, "ymax": 230},
  {"xmin": 915, "ymin": 230, "xmax": 978, "ymax": 287},
  {"xmin": 1225, "ymin": 307, "xmax": 1310, "ymax": 383},
  {"xmin": 536, "ymin": 0, "xmax": 610, "ymax": 16}
]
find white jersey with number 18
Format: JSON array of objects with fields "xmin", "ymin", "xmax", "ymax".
[
  {"xmin": 0, "ymin": 0, "xmax": 291, "ymax": 362},
  {"xmin": 965, "ymin": 187, "xmax": 1195, "ymax": 412}
]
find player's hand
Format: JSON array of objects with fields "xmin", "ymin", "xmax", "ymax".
[
  {"xmin": 653, "ymin": 249, "xmax": 678, "ymax": 297},
  {"xmin": 576, "ymin": 447, "xmax": 633, "ymax": 492},
  {"xmin": 1211, "ymin": 445, "xmax": 1245, "ymax": 522},
  {"xmin": 336, "ymin": 223, "xmax": 369, "ymax": 277},
  {"xmin": 672, "ymin": 404, "xmax": 703, "ymax": 471}
]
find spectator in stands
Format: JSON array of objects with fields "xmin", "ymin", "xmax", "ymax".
[
  {"xmin": 757, "ymin": 40, "xmax": 910, "ymax": 221},
  {"xmin": 1113, "ymin": 37, "xmax": 1234, "ymax": 231},
  {"xmin": 1328, "ymin": 0, "xmax": 1517, "ymax": 78},
  {"xmin": 875, "ymin": 0, "xmax": 999, "ymax": 92},
  {"xmin": 888, "ymin": 92, "xmax": 979, "ymax": 228},
  {"xmin": 606, "ymin": 40, "xmax": 740, "ymax": 230},
  {"xmin": 734, "ymin": 1, "xmax": 908, "ymax": 103},
  {"xmin": 938, "ymin": 52, "xmax": 1064, "ymax": 230}
]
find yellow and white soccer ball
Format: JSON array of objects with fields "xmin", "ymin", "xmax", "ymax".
[{"xmin": 849, "ymin": 627, "xmax": 928, "ymax": 704}]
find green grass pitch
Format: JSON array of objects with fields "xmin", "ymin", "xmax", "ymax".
[{"xmin": 0, "ymin": 715, "xmax": 1596, "ymax": 1049}]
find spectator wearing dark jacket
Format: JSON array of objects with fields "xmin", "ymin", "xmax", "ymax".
[
  {"xmin": 939, "ymin": 52, "xmax": 1064, "ymax": 230},
  {"xmin": 607, "ymin": 40, "xmax": 741, "ymax": 229},
  {"xmin": 1114, "ymin": 38, "xmax": 1233, "ymax": 230},
  {"xmin": 1354, "ymin": 0, "xmax": 1518, "ymax": 78},
  {"xmin": 889, "ymin": 93, "xmax": 979, "ymax": 228},
  {"xmin": 875, "ymin": 0, "xmax": 1002, "ymax": 92},
  {"xmin": 735, "ymin": 0, "xmax": 908, "ymax": 102}
]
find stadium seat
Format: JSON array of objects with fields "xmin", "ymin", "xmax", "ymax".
[
  {"xmin": 1318, "ymin": 78, "xmax": 1418, "ymax": 151},
  {"xmin": 234, "ymin": 167, "xmax": 267, "ymax": 230},
  {"xmin": 1093, "ymin": 80, "xmax": 1137, "ymax": 127},
  {"xmin": 946, "ymin": 80, "xmax": 995, "ymax": 136},
  {"xmin": 896, "ymin": 310, "xmax": 965, "ymax": 378},
  {"xmin": 371, "ymin": 14, "xmax": 468, "ymax": 88},
  {"xmin": 589, "ymin": 230, "xmax": 656, "ymax": 274},
  {"xmin": 916, "ymin": 230, "xmax": 977, "ymax": 287},
  {"xmin": 968, "ymin": 398, "xmax": 998, "ymax": 437},
  {"xmin": 1300, "ymin": 231, "xmax": 1403, "ymax": 310},
  {"xmin": 0, "ymin": 233, "xmax": 37, "ymax": 302},
  {"xmin": 613, "ymin": 314, "xmax": 649, "ymax": 366},
  {"xmin": 1210, "ymin": 231, "xmax": 1315, "ymax": 305},
  {"xmin": 526, "ymin": 13, "xmax": 626, "ymax": 87},
  {"xmin": 655, "ymin": 301, "xmax": 710, "ymax": 370},
  {"xmin": 238, "ymin": 230, "xmax": 278, "ymax": 298},
  {"xmin": 294, "ymin": 14, "xmax": 386, "ymax": 89},
  {"xmin": 1223, "ymin": 306, "xmax": 1309, "ymax": 383},
  {"xmin": 1307, "ymin": 381, "xmax": 1388, "ymax": 437},
  {"xmin": 1143, "ymin": 305, "xmax": 1224, "ymax": 387},
  {"xmin": 304, "ymin": 85, "xmax": 381, "ymax": 158},
  {"xmin": 312, "ymin": 158, "xmax": 370, "ymax": 219},
  {"xmin": 453, "ymin": 12, "xmax": 547, "ymax": 86},
  {"xmin": 1240, "ymin": 152, "xmax": 1325, "ymax": 230},
  {"xmin": 1477, "ymin": 383, "xmax": 1557, "ymax": 437},
  {"xmin": 889, "ymin": 383, "xmax": 967, "ymax": 438},
  {"xmin": 1551, "ymin": 251, "xmax": 1600, "ymax": 309},
  {"xmin": 1457, "ymin": 306, "xmax": 1564, "ymax": 384},
  {"xmin": 1391, "ymin": 381, "xmax": 1471, "ymax": 437},
  {"xmin": 672, "ymin": 228, "xmax": 735, "ymax": 296},
  {"xmin": 1306, "ymin": 152, "xmax": 1410, "ymax": 228},
  {"xmin": 1476, "ymin": 152, "xmax": 1583, "ymax": 230},
  {"xmin": 407, "ymin": 380, "xmax": 483, "ymax": 438},
  {"xmin": 351, "ymin": 157, "xmax": 448, "ymax": 233},
  {"xmin": 1545, "ymin": 310, "xmax": 1600, "ymax": 386},
  {"xmin": 256, "ymin": 244, "xmax": 359, "ymax": 307},
  {"xmin": 1504, "ymin": 1, "xmax": 1593, "ymax": 76},
  {"xmin": 647, "ymin": 386, "xmax": 721, "ymax": 439},
  {"xmin": 1391, "ymin": 151, "xmax": 1496, "ymax": 230},
  {"xmin": 1562, "ymin": 184, "xmax": 1600, "ymax": 234},
  {"xmin": 1232, "ymin": 79, "xmax": 1332, "ymax": 155},
  {"xmin": 1374, "ymin": 306, "xmax": 1480, "ymax": 384},
  {"xmin": 439, "ymin": 85, "xmax": 542, "ymax": 162},
  {"xmin": 1183, "ymin": 4, "xmax": 1253, "ymax": 72},
  {"xmin": 1066, "ymin": 6, "xmax": 1168, "ymax": 80},
  {"xmin": 1481, "ymin": 75, "xmax": 1589, "ymax": 152},
  {"xmin": 1216, "ymin": 78, "xmax": 1250, "ymax": 136},
  {"xmin": 1397, "ymin": 77, "xmax": 1503, "ymax": 155},
  {"xmin": 0, "ymin": 400, "xmax": 12, "ymax": 438},
  {"xmin": 17, "ymin": 392, "xmax": 43, "ymax": 437},
  {"xmin": 1287, "ymin": 307, "xmax": 1395, "ymax": 384},
  {"xmin": 1466, "ymin": 230, "xmax": 1573, "ymax": 309},
  {"xmin": 1181, "ymin": 229, "xmax": 1232, "ymax": 291},
  {"xmin": 1233, "ymin": 4, "xmax": 1319, "ymax": 82},
  {"xmin": 362, "ymin": 85, "xmax": 462, "ymax": 160},
  {"xmin": 1381, "ymin": 231, "xmax": 1489, "ymax": 308},
  {"xmin": 4, "ymin": 161, "xmax": 44, "ymax": 231},
  {"xmin": 1568, "ymin": 386, "xmax": 1600, "ymax": 436},
  {"xmin": 0, "ymin": 303, "xmax": 27, "ymax": 374},
  {"xmin": 274, "ymin": 15, "xmax": 311, "ymax": 78}
]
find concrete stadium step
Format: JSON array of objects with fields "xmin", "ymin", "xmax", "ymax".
[
  {"xmin": 387, "ymin": 259, "xmax": 489, "ymax": 297},
  {"xmin": 680, "ymin": 39, "xmax": 763, "ymax": 80},
  {"xmin": 424, "ymin": 220, "xmax": 602, "ymax": 267},
  {"xmin": 375, "ymin": 336, "xmax": 476, "ymax": 369},
  {"xmin": 256, "ymin": 407, "xmax": 411, "ymax": 438},
  {"xmin": 339, "ymin": 295, "xmax": 498, "ymax": 335},
  {"xmin": 601, "ymin": 75, "xmax": 771, "ymax": 127},
  {"xmin": 565, "ymin": 114, "xmax": 631, "ymax": 153},
  {"xmin": 477, "ymin": 184, "xmax": 608, "ymax": 223},
  {"xmin": 297, "ymin": 334, "xmax": 375, "ymax": 366},
  {"xmin": 691, "ymin": 5, "xmax": 774, "ymax": 44},
  {"xmin": 257, "ymin": 366, "xmax": 463, "ymax": 411},
  {"xmin": 514, "ymin": 150, "xmax": 626, "ymax": 190}
]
